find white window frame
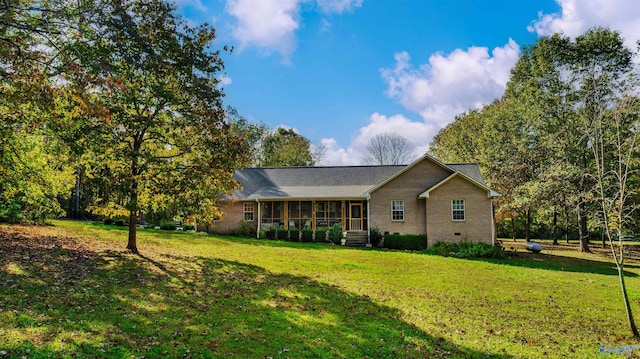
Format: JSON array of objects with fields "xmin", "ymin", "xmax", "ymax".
[
  {"xmin": 452, "ymin": 200, "xmax": 465, "ymax": 221},
  {"xmin": 243, "ymin": 202, "xmax": 255, "ymax": 221},
  {"xmin": 391, "ymin": 200, "xmax": 404, "ymax": 222}
]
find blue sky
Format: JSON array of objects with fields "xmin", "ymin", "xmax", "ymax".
[{"xmin": 175, "ymin": 0, "xmax": 640, "ymax": 165}]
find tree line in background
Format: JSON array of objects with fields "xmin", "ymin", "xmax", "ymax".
[{"xmin": 430, "ymin": 27, "xmax": 639, "ymax": 336}]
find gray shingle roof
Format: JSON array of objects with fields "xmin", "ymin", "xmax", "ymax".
[
  {"xmin": 230, "ymin": 162, "xmax": 489, "ymax": 200},
  {"xmin": 232, "ymin": 166, "xmax": 405, "ymax": 199},
  {"xmin": 447, "ymin": 164, "xmax": 486, "ymax": 185}
]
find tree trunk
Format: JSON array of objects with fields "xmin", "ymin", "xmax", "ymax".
[
  {"xmin": 127, "ymin": 147, "xmax": 140, "ymax": 253},
  {"xmin": 525, "ymin": 209, "xmax": 531, "ymax": 243},
  {"xmin": 552, "ymin": 210, "xmax": 558, "ymax": 245},
  {"xmin": 75, "ymin": 166, "xmax": 82, "ymax": 219},
  {"xmin": 511, "ymin": 216, "xmax": 516, "ymax": 242},
  {"xmin": 617, "ymin": 264, "xmax": 640, "ymax": 337},
  {"xmin": 127, "ymin": 210, "xmax": 138, "ymax": 252},
  {"xmin": 127, "ymin": 187, "xmax": 138, "ymax": 253},
  {"xmin": 564, "ymin": 208, "xmax": 570, "ymax": 244},
  {"xmin": 578, "ymin": 201, "xmax": 590, "ymax": 252}
]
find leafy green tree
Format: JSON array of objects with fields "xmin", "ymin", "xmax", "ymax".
[
  {"xmin": 0, "ymin": 0, "xmax": 82, "ymax": 222},
  {"xmin": 566, "ymin": 28, "xmax": 633, "ymax": 252},
  {"xmin": 227, "ymin": 106, "xmax": 269, "ymax": 167},
  {"xmin": 0, "ymin": 129, "xmax": 75, "ymax": 223},
  {"xmin": 262, "ymin": 127, "xmax": 315, "ymax": 167},
  {"xmin": 71, "ymin": 0, "xmax": 248, "ymax": 252},
  {"xmin": 478, "ymin": 100, "xmax": 542, "ymax": 242},
  {"xmin": 499, "ymin": 35, "xmax": 579, "ymax": 243},
  {"xmin": 430, "ymin": 108, "xmax": 487, "ymax": 164}
]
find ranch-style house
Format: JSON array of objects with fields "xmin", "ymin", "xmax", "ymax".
[{"xmin": 210, "ymin": 154, "xmax": 499, "ymax": 246}]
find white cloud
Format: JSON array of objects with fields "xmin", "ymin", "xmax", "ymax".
[
  {"xmin": 225, "ymin": 0, "xmax": 363, "ymax": 61},
  {"xmin": 380, "ymin": 40, "xmax": 520, "ymax": 126},
  {"xmin": 316, "ymin": 0, "xmax": 363, "ymax": 14},
  {"xmin": 317, "ymin": 138, "xmax": 353, "ymax": 165},
  {"xmin": 529, "ymin": 0, "xmax": 640, "ymax": 49},
  {"xmin": 321, "ymin": 40, "xmax": 520, "ymax": 166},
  {"xmin": 321, "ymin": 113, "xmax": 436, "ymax": 165},
  {"xmin": 217, "ymin": 75, "xmax": 232, "ymax": 86},
  {"xmin": 227, "ymin": 0, "xmax": 300, "ymax": 61}
]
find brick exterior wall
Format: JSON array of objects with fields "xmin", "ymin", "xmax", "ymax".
[
  {"xmin": 425, "ymin": 175, "xmax": 493, "ymax": 245},
  {"xmin": 202, "ymin": 201, "xmax": 256, "ymax": 235},
  {"xmin": 369, "ymin": 159, "xmax": 451, "ymax": 235}
]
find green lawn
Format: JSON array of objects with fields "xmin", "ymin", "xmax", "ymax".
[{"xmin": 1, "ymin": 221, "xmax": 639, "ymax": 358}]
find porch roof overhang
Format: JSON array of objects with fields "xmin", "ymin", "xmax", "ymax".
[
  {"xmin": 418, "ymin": 172, "xmax": 501, "ymax": 199},
  {"xmin": 243, "ymin": 185, "xmax": 372, "ymax": 201}
]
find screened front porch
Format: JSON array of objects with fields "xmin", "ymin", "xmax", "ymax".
[{"xmin": 256, "ymin": 200, "xmax": 368, "ymax": 232}]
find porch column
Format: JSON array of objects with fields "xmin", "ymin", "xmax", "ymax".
[
  {"xmin": 284, "ymin": 201, "xmax": 289, "ymax": 230},
  {"xmin": 366, "ymin": 198, "xmax": 371, "ymax": 246},
  {"xmin": 341, "ymin": 200, "xmax": 346, "ymax": 231},
  {"xmin": 312, "ymin": 200, "xmax": 316, "ymax": 231}
]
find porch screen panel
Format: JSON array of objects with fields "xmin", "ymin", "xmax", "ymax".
[
  {"xmin": 315, "ymin": 201, "xmax": 342, "ymax": 229},
  {"xmin": 288, "ymin": 201, "xmax": 312, "ymax": 229},
  {"xmin": 260, "ymin": 201, "xmax": 284, "ymax": 229},
  {"xmin": 330, "ymin": 201, "xmax": 342, "ymax": 227},
  {"xmin": 316, "ymin": 202, "xmax": 328, "ymax": 228}
]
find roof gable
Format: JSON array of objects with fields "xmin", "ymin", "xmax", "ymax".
[
  {"xmin": 367, "ymin": 153, "xmax": 454, "ymax": 195},
  {"xmin": 418, "ymin": 172, "xmax": 500, "ymax": 199}
]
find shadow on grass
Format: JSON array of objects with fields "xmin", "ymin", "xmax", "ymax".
[
  {"xmin": 479, "ymin": 251, "xmax": 638, "ymax": 277},
  {"xmin": 192, "ymin": 233, "xmax": 363, "ymax": 252},
  {"xmin": 0, "ymin": 232, "xmax": 512, "ymax": 358},
  {"xmin": 83, "ymin": 224, "xmax": 640, "ymax": 278},
  {"xmin": 221, "ymin": 235, "xmax": 640, "ymax": 277}
]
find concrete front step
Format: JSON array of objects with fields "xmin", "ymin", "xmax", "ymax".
[{"xmin": 344, "ymin": 231, "xmax": 368, "ymax": 247}]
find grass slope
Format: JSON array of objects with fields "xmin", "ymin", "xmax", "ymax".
[{"xmin": 1, "ymin": 220, "xmax": 639, "ymax": 358}]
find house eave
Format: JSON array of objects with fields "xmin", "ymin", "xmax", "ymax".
[
  {"xmin": 418, "ymin": 172, "xmax": 500, "ymax": 199},
  {"xmin": 368, "ymin": 153, "xmax": 454, "ymax": 194},
  {"xmin": 233, "ymin": 196, "xmax": 369, "ymax": 201}
]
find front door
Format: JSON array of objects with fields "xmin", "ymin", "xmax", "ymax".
[{"xmin": 350, "ymin": 203, "xmax": 363, "ymax": 231}]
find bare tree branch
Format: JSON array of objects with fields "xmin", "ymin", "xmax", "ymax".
[{"xmin": 366, "ymin": 132, "xmax": 415, "ymax": 165}]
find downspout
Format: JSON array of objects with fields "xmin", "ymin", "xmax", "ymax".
[
  {"xmin": 256, "ymin": 199, "xmax": 260, "ymax": 239},
  {"xmin": 366, "ymin": 194, "xmax": 371, "ymax": 246}
]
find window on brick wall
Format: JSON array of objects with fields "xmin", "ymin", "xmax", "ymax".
[
  {"xmin": 243, "ymin": 202, "xmax": 255, "ymax": 221},
  {"xmin": 452, "ymin": 200, "xmax": 465, "ymax": 221},
  {"xmin": 391, "ymin": 200, "xmax": 404, "ymax": 221}
]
